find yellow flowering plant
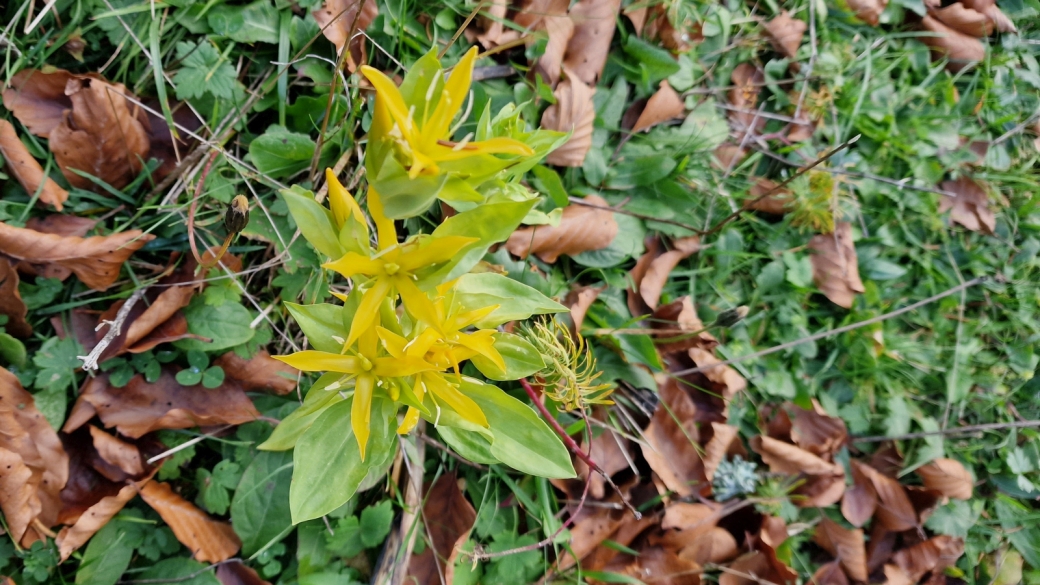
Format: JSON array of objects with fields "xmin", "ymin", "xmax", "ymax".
[{"xmin": 261, "ymin": 50, "xmax": 578, "ymax": 524}]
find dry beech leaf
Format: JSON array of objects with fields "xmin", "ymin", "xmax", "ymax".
[
  {"xmin": 140, "ymin": 480, "xmax": 241, "ymax": 563},
  {"xmin": 56, "ymin": 482, "xmax": 137, "ymax": 561},
  {"xmin": 939, "ymin": 176, "xmax": 995, "ymax": 234},
  {"xmin": 883, "ymin": 564, "xmax": 914, "ymax": 585},
  {"xmin": 565, "ymin": 285, "xmax": 603, "ymax": 333},
  {"xmin": 687, "ymin": 347, "xmax": 747, "ymax": 403},
  {"xmin": 728, "ymin": 64, "xmax": 765, "ymax": 136},
  {"xmin": 515, "ymin": 0, "xmax": 575, "ymax": 87},
  {"xmin": 88, "ymin": 426, "xmax": 143, "ymax": 477},
  {"xmin": 641, "ymin": 381, "xmax": 705, "ymax": 497},
  {"xmin": 64, "ymin": 371, "xmax": 260, "ymax": 439},
  {"xmin": 852, "ymin": 461, "xmax": 918, "ymax": 532},
  {"xmin": 721, "ymin": 550, "xmax": 796, "ymax": 585},
  {"xmin": 313, "ymin": 0, "xmax": 379, "ymax": 72},
  {"xmin": 651, "ymin": 296, "xmax": 718, "ymax": 356},
  {"xmin": 703, "ymin": 423, "xmax": 740, "ymax": 482},
  {"xmin": 216, "ymin": 561, "xmax": 271, "ymax": 585},
  {"xmin": 747, "ymin": 178, "xmax": 794, "ymax": 215},
  {"xmin": 891, "ymin": 535, "xmax": 964, "ymax": 583},
  {"xmin": 916, "ymin": 458, "xmax": 973, "ymax": 500},
  {"xmin": 541, "ymin": 72, "xmax": 597, "ymax": 166},
  {"xmin": 407, "ymin": 472, "xmax": 477, "ymax": 585},
  {"xmin": 632, "ymin": 80, "xmax": 686, "ymax": 134},
  {"xmin": 763, "ymin": 11, "xmax": 807, "ymax": 59},
  {"xmin": 814, "ymin": 561, "xmax": 850, "ymax": 585},
  {"xmin": 466, "ymin": 0, "xmax": 517, "ymax": 49},
  {"xmin": 814, "ymin": 516, "xmax": 868, "ymax": 582},
  {"xmin": 761, "ymin": 515, "xmax": 788, "ymax": 549},
  {"xmin": 790, "ymin": 403, "xmax": 848, "ymax": 458},
  {"xmin": 0, "ymin": 222, "xmax": 153, "ymax": 291},
  {"xmin": 607, "ymin": 545, "xmax": 700, "ymax": 585},
  {"xmin": 124, "ymin": 286, "xmax": 196, "ymax": 349},
  {"xmin": 0, "ymin": 447, "xmax": 41, "ymax": 544},
  {"xmin": 842, "ymin": 461, "xmax": 878, "ymax": 527},
  {"xmin": 639, "ymin": 236, "xmax": 700, "ymax": 310},
  {"xmin": 26, "ymin": 215, "xmax": 97, "ymax": 237},
  {"xmin": 582, "ymin": 512, "xmax": 658, "ymax": 572},
  {"xmin": 919, "ymin": 16, "xmax": 986, "ymax": 72},
  {"xmin": 50, "ymin": 76, "xmax": 151, "ymax": 190},
  {"xmin": 845, "ymin": 0, "xmax": 888, "ymax": 26},
  {"xmin": 752, "ymin": 435, "xmax": 843, "ymax": 476},
  {"xmin": 575, "ymin": 426, "xmax": 630, "ymax": 500},
  {"xmin": 0, "ymin": 119, "xmax": 68, "ymax": 211},
  {"xmin": 960, "ymin": 0, "xmax": 1016, "ymax": 32},
  {"xmin": 714, "ymin": 142, "xmax": 748, "ymax": 170},
  {"xmin": 809, "ymin": 222, "xmax": 865, "ymax": 309},
  {"xmin": 677, "ymin": 527, "xmax": 739, "ymax": 565},
  {"xmin": 506, "ymin": 195, "xmax": 617, "ymax": 262},
  {"xmin": 213, "ymin": 350, "xmax": 299, "ymax": 395},
  {"xmin": 930, "ymin": 4, "xmax": 992, "ymax": 37},
  {"xmin": 562, "ymin": 0, "xmax": 623, "ymax": 86},
  {"xmin": 0, "ymin": 259, "xmax": 32, "ymax": 338},
  {"xmin": 627, "ymin": 235, "xmax": 659, "ymax": 316},
  {"xmin": 1, "ymin": 69, "xmax": 76, "ymax": 137},
  {"xmin": 661, "ymin": 503, "xmax": 717, "ymax": 534},
  {"xmin": 557, "ymin": 506, "xmax": 624, "ymax": 571}
]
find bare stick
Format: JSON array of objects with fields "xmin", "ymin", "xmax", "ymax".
[
  {"xmin": 78, "ymin": 287, "xmax": 147, "ymax": 371},
  {"xmin": 670, "ymin": 276, "xmax": 988, "ymax": 377},
  {"xmin": 853, "ymin": 419, "xmax": 1040, "ymax": 443}
]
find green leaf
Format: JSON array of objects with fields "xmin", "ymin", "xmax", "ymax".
[
  {"xmin": 176, "ymin": 297, "xmax": 255, "ymax": 351},
  {"xmin": 249, "ymin": 125, "xmax": 316, "ymax": 179},
  {"xmin": 924, "ymin": 500, "xmax": 977, "ymax": 538},
  {"xmin": 604, "ymin": 154, "xmax": 677, "ymax": 189},
  {"xmin": 201, "ymin": 366, "xmax": 225, "ymax": 388},
  {"xmin": 290, "ymin": 397, "xmax": 397, "ymax": 522},
  {"xmin": 530, "ymin": 165, "xmax": 569, "ymax": 207},
  {"xmin": 369, "ymin": 157, "xmax": 448, "ymax": 218},
  {"xmin": 137, "ymin": 559, "xmax": 220, "ymax": 585},
  {"xmin": 176, "ymin": 368, "xmax": 203, "ymax": 386},
  {"xmin": 460, "ymin": 378, "xmax": 575, "ymax": 478},
  {"xmin": 437, "ymin": 426, "xmax": 500, "ymax": 465},
  {"xmin": 995, "ymin": 495, "xmax": 1040, "ymax": 568},
  {"xmin": 470, "ymin": 333, "xmax": 545, "ymax": 381},
  {"xmin": 284, "ymin": 303, "xmax": 347, "ymax": 354},
  {"xmin": 325, "ymin": 515, "xmax": 365, "ymax": 557},
  {"xmin": 572, "ymin": 213, "xmax": 646, "ymax": 268},
  {"xmin": 281, "ymin": 187, "xmax": 344, "ymax": 260},
  {"xmin": 0, "ymin": 332, "xmax": 26, "ymax": 368},
  {"xmin": 196, "ymin": 468, "xmax": 231, "ymax": 515},
  {"xmin": 75, "ymin": 520, "xmax": 134, "ymax": 585},
  {"xmin": 207, "ymin": 0, "xmax": 279, "ymax": 43},
  {"xmin": 173, "ymin": 41, "xmax": 238, "ymax": 100},
  {"xmin": 259, "ymin": 373, "xmax": 345, "ymax": 451},
  {"xmin": 232, "ymin": 450, "xmax": 294, "ymax": 556},
  {"xmin": 33, "ymin": 335, "xmax": 81, "ymax": 392},
  {"xmin": 19, "ymin": 277, "xmax": 62, "ymax": 310},
  {"xmin": 359, "ymin": 500, "xmax": 395, "ymax": 548},
  {"xmin": 453, "ymin": 273, "xmax": 567, "ymax": 328},
  {"xmin": 622, "ymin": 35, "xmax": 681, "ymax": 82}
]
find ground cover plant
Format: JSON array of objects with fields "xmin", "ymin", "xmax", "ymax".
[{"xmin": 0, "ymin": 0, "xmax": 1039, "ymax": 584}]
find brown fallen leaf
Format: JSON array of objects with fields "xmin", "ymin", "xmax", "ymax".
[
  {"xmin": 883, "ymin": 564, "xmax": 914, "ymax": 585},
  {"xmin": 213, "ymin": 350, "xmax": 299, "ymax": 395},
  {"xmin": 842, "ymin": 460, "xmax": 878, "ymax": 527},
  {"xmin": 56, "ymin": 482, "xmax": 137, "ymax": 561},
  {"xmin": 1, "ymin": 69, "xmax": 76, "ymax": 137},
  {"xmin": 930, "ymin": 4, "xmax": 992, "ymax": 37},
  {"xmin": 728, "ymin": 64, "xmax": 765, "ymax": 137},
  {"xmin": 407, "ymin": 472, "xmax": 477, "ymax": 585},
  {"xmin": 0, "ymin": 222, "xmax": 154, "ymax": 291},
  {"xmin": 582, "ymin": 511, "xmax": 658, "ymax": 572},
  {"xmin": 562, "ymin": 0, "xmax": 624, "ymax": 86},
  {"xmin": 123, "ymin": 286, "xmax": 196, "ymax": 350},
  {"xmin": 915, "ymin": 458, "xmax": 973, "ymax": 500},
  {"xmin": 891, "ymin": 535, "xmax": 964, "ymax": 583},
  {"xmin": 677, "ymin": 526, "xmax": 739, "ymax": 565},
  {"xmin": 752, "ymin": 435, "xmax": 843, "ymax": 476},
  {"xmin": 939, "ymin": 176, "xmax": 995, "ymax": 234},
  {"xmin": 506, "ymin": 195, "xmax": 617, "ymax": 262},
  {"xmin": 760, "ymin": 515, "xmax": 788, "ymax": 549},
  {"xmin": 467, "ymin": 0, "xmax": 520, "ymax": 50},
  {"xmin": 0, "ymin": 119, "xmax": 68, "ymax": 210},
  {"xmin": 919, "ymin": 16, "xmax": 986, "ymax": 73},
  {"xmin": 814, "ymin": 561, "xmax": 850, "ymax": 585},
  {"xmin": 641, "ymin": 380, "xmax": 706, "ymax": 497},
  {"xmin": 721, "ymin": 550, "xmax": 797, "ymax": 585},
  {"xmin": 790, "ymin": 403, "xmax": 847, "ymax": 458},
  {"xmin": 747, "ymin": 178, "xmax": 794, "ymax": 215},
  {"xmin": 687, "ymin": 347, "xmax": 747, "ymax": 406},
  {"xmin": 906, "ymin": 485, "xmax": 943, "ymax": 525},
  {"xmin": 313, "ymin": 0, "xmax": 379, "ymax": 72},
  {"xmin": 541, "ymin": 71, "xmax": 597, "ymax": 167},
  {"xmin": 714, "ymin": 142, "xmax": 749, "ymax": 170},
  {"xmin": 140, "ymin": 480, "xmax": 241, "ymax": 563},
  {"xmin": 632, "ymin": 80, "xmax": 686, "ymax": 134},
  {"xmin": 604, "ymin": 545, "xmax": 701, "ymax": 585},
  {"xmin": 809, "ymin": 222, "xmax": 865, "ymax": 309},
  {"xmin": 575, "ymin": 419, "xmax": 630, "ymax": 500},
  {"xmin": 534, "ymin": 6, "xmax": 575, "ymax": 87},
  {"xmin": 216, "ymin": 561, "xmax": 271, "ymax": 585},
  {"xmin": 88, "ymin": 426, "xmax": 144, "ymax": 477},
  {"xmin": 814, "ymin": 516, "xmax": 868, "ymax": 582},
  {"xmin": 852, "ymin": 460, "xmax": 918, "ymax": 532},
  {"xmin": 844, "ymin": 0, "xmax": 888, "ymax": 26},
  {"xmin": 643, "ymin": 5, "xmax": 698, "ymax": 52},
  {"xmin": 960, "ymin": 0, "xmax": 1016, "ymax": 32},
  {"xmin": 557, "ymin": 505, "xmax": 625, "ymax": 572},
  {"xmin": 64, "ymin": 371, "xmax": 260, "ymax": 439},
  {"xmin": 50, "ymin": 76, "xmax": 151, "ymax": 190},
  {"xmin": 0, "ymin": 447, "xmax": 42, "ymax": 543},
  {"xmin": 565, "ymin": 285, "xmax": 603, "ymax": 333},
  {"xmin": 0, "ymin": 258, "xmax": 32, "ymax": 338},
  {"xmin": 703, "ymin": 423, "xmax": 741, "ymax": 482},
  {"xmin": 650, "ymin": 296, "xmax": 718, "ymax": 356},
  {"xmin": 639, "ymin": 236, "xmax": 700, "ymax": 310},
  {"xmin": 26, "ymin": 215, "xmax": 97, "ymax": 237},
  {"xmin": 763, "ymin": 11, "xmax": 807, "ymax": 59}
]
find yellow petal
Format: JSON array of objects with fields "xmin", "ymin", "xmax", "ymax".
[
  {"xmin": 274, "ymin": 351, "xmax": 361, "ymax": 374},
  {"xmin": 457, "ymin": 331, "xmax": 506, "ymax": 372},
  {"xmin": 398, "ymin": 236, "xmax": 478, "ymax": 272},
  {"xmin": 431, "ymin": 137, "xmax": 534, "ymax": 162},
  {"xmin": 406, "ymin": 327, "xmax": 441, "ymax": 359},
  {"xmin": 455, "ymin": 304, "xmax": 499, "ymax": 329},
  {"xmin": 366, "ymin": 187, "xmax": 398, "ymax": 251},
  {"xmin": 398, "ymin": 407, "xmax": 421, "ymax": 434},
  {"xmin": 330, "ymin": 290, "xmax": 349, "ymax": 303},
  {"xmin": 423, "ymin": 46, "xmax": 477, "ymax": 144},
  {"xmin": 395, "ymin": 277, "xmax": 442, "ymax": 330},
  {"xmin": 425, "ymin": 373, "xmax": 488, "ymax": 428},
  {"xmin": 352, "ymin": 373, "xmax": 374, "ymax": 460},
  {"xmin": 376, "ymin": 327, "xmax": 409, "ymax": 358},
  {"xmin": 358, "ymin": 322, "xmax": 379, "ymax": 359},
  {"xmin": 360, "ymin": 65, "xmax": 417, "ymax": 143},
  {"xmin": 323, "ymin": 252, "xmax": 383, "ymax": 279},
  {"xmin": 346, "ymin": 278, "xmax": 392, "ymax": 347},
  {"xmin": 325, "ymin": 168, "xmax": 367, "ymax": 232},
  {"xmin": 372, "ymin": 355, "xmax": 436, "ymax": 377}
]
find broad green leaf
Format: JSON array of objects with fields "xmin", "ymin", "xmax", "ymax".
[
  {"xmin": 438, "ymin": 426, "xmax": 500, "ymax": 465},
  {"xmin": 995, "ymin": 495, "xmax": 1040, "ymax": 568},
  {"xmin": 75, "ymin": 520, "xmax": 134, "ymax": 585},
  {"xmin": 284, "ymin": 303, "xmax": 346, "ymax": 353},
  {"xmin": 32, "ymin": 384, "xmax": 66, "ymax": 431},
  {"xmin": 231, "ymin": 450, "xmax": 293, "ymax": 556},
  {"xmin": 207, "ymin": 0, "xmax": 279, "ymax": 44},
  {"xmin": 453, "ymin": 273, "xmax": 567, "ymax": 328},
  {"xmin": 460, "ymin": 378, "xmax": 575, "ymax": 478},
  {"xmin": 138, "ymin": 559, "xmax": 220, "ymax": 585},
  {"xmin": 471, "ymin": 333, "xmax": 545, "ymax": 381},
  {"xmin": 249, "ymin": 125, "xmax": 316, "ymax": 179},
  {"xmin": 260, "ymin": 373, "xmax": 344, "ymax": 451},
  {"xmin": 604, "ymin": 154, "xmax": 677, "ymax": 189},
  {"xmin": 423, "ymin": 199, "xmax": 538, "ymax": 284},
  {"xmin": 33, "ymin": 335, "xmax": 81, "ymax": 392},
  {"xmin": 359, "ymin": 500, "xmax": 395, "ymax": 547},
  {"xmin": 531, "ymin": 164, "xmax": 568, "ymax": 207},
  {"xmin": 176, "ymin": 298, "xmax": 255, "ymax": 351},
  {"xmin": 370, "ymin": 157, "xmax": 447, "ymax": 218},
  {"xmin": 0, "ymin": 332, "xmax": 26, "ymax": 368},
  {"xmin": 281, "ymin": 187, "xmax": 343, "ymax": 260},
  {"xmin": 622, "ymin": 35, "xmax": 681, "ymax": 82},
  {"xmin": 172, "ymin": 41, "xmax": 238, "ymax": 100},
  {"xmin": 290, "ymin": 397, "xmax": 397, "ymax": 522}
]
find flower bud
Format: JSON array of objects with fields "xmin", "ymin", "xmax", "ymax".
[
  {"xmin": 714, "ymin": 306, "xmax": 749, "ymax": 328},
  {"xmin": 224, "ymin": 195, "xmax": 250, "ymax": 234}
]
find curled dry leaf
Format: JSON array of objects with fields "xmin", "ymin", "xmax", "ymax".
[
  {"xmin": 541, "ymin": 71, "xmax": 597, "ymax": 167},
  {"xmin": 557, "ymin": 506, "xmax": 625, "ymax": 571},
  {"xmin": 852, "ymin": 460, "xmax": 918, "ymax": 532},
  {"xmin": 532, "ymin": 2, "xmax": 575, "ymax": 87},
  {"xmin": 930, "ymin": 4, "xmax": 992, "ymax": 38},
  {"xmin": 506, "ymin": 195, "xmax": 617, "ymax": 262},
  {"xmin": 687, "ymin": 347, "xmax": 747, "ymax": 404},
  {"xmin": 809, "ymin": 222, "xmax": 865, "ymax": 309},
  {"xmin": 842, "ymin": 460, "xmax": 878, "ymax": 527},
  {"xmin": 960, "ymin": 0, "xmax": 1016, "ymax": 32},
  {"xmin": 677, "ymin": 527, "xmax": 739, "ymax": 565},
  {"xmin": 814, "ymin": 516, "xmax": 868, "ymax": 582},
  {"xmin": 752, "ymin": 435, "xmax": 843, "ymax": 476},
  {"xmin": 632, "ymin": 80, "xmax": 686, "ymax": 134},
  {"xmin": 728, "ymin": 64, "xmax": 765, "ymax": 136},
  {"xmin": 747, "ymin": 178, "xmax": 794, "ymax": 215},
  {"xmin": 216, "ymin": 561, "xmax": 272, "ymax": 585},
  {"xmin": 575, "ymin": 424, "xmax": 630, "ymax": 500},
  {"xmin": 844, "ymin": 0, "xmax": 888, "ymax": 26},
  {"xmin": 466, "ymin": 0, "xmax": 516, "ymax": 49},
  {"xmin": 0, "ymin": 222, "xmax": 153, "ymax": 291},
  {"xmin": 644, "ymin": 5, "xmax": 697, "ymax": 52},
  {"xmin": 56, "ymin": 482, "xmax": 137, "ymax": 561},
  {"xmin": 313, "ymin": 0, "xmax": 379, "ymax": 72},
  {"xmin": 565, "ymin": 285, "xmax": 603, "ymax": 333},
  {"xmin": 50, "ymin": 76, "xmax": 151, "ymax": 190},
  {"xmin": 790, "ymin": 403, "xmax": 848, "ymax": 458},
  {"xmin": 605, "ymin": 546, "xmax": 701, "ymax": 585},
  {"xmin": 0, "ymin": 119, "xmax": 68, "ymax": 210},
  {"xmin": 650, "ymin": 296, "xmax": 718, "ymax": 356},
  {"xmin": 1, "ymin": 69, "xmax": 76, "ymax": 137},
  {"xmin": 88, "ymin": 426, "xmax": 144, "ymax": 477},
  {"xmin": 919, "ymin": 16, "xmax": 986, "ymax": 73},
  {"xmin": 939, "ymin": 176, "xmax": 995, "ymax": 234},
  {"xmin": 760, "ymin": 515, "xmax": 788, "ymax": 549},
  {"xmin": 627, "ymin": 235, "xmax": 659, "ymax": 316},
  {"xmin": 639, "ymin": 236, "xmax": 700, "ymax": 310},
  {"xmin": 915, "ymin": 458, "xmax": 973, "ymax": 500},
  {"xmin": 891, "ymin": 535, "xmax": 964, "ymax": 583},
  {"xmin": 140, "ymin": 480, "xmax": 241, "ymax": 563},
  {"xmin": 721, "ymin": 550, "xmax": 797, "ymax": 585},
  {"xmin": 0, "ymin": 258, "xmax": 32, "ymax": 338},
  {"xmin": 213, "ymin": 349, "xmax": 300, "ymax": 395},
  {"xmin": 703, "ymin": 423, "xmax": 741, "ymax": 482},
  {"xmin": 407, "ymin": 472, "xmax": 477, "ymax": 585},
  {"xmin": 26, "ymin": 215, "xmax": 97, "ymax": 237},
  {"xmin": 641, "ymin": 380, "xmax": 705, "ymax": 497},
  {"xmin": 123, "ymin": 286, "xmax": 195, "ymax": 350},
  {"xmin": 714, "ymin": 142, "xmax": 749, "ymax": 170},
  {"xmin": 582, "ymin": 512, "xmax": 658, "ymax": 571},
  {"xmin": 0, "ymin": 447, "xmax": 41, "ymax": 544},
  {"xmin": 883, "ymin": 564, "xmax": 913, "ymax": 585},
  {"xmin": 763, "ymin": 11, "xmax": 807, "ymax": 59},
  {"xmin": 813, "ymin": 561, "xmax": 850, "ymax": 585},
  {"xmin": 64, "ymin": 371, "xmax": 260, "ymax": 439},
  {"xmin": 562, "ymin": 0, "xmax": 623, "ymax": 86}
]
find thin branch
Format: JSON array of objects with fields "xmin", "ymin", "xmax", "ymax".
[
  {"xmin": 417, "ymin": 433, "xmax": 487, "ymax": 470},
  {"xmin": 853, "ymin": 419, "xmax": 1040, "ymax": 442},
  {"xmin": 78, "ymin": 288, "xmax": 148, "ymax": 371}
]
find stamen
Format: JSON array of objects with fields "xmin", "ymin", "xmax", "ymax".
[{"xmin": 452, "ymin": 133, "xmax": 474, "ymax": 151}]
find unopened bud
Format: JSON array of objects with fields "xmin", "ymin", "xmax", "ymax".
[
  {"xmin": 224, "ymin": 195, "xmax": 250, "ymax": 234},
  {"xmin": 714, "ymin": 306, "xmax": 749, "ymax": 328}
]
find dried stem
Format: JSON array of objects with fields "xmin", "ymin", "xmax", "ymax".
[
  {"xmin": 78, "ymin": 287, "xmax": 147, "ymax": 371},
  {"xmin": 185, "ymin": 150, "xmax": 222, "ymax": 268},
  {"xmin": 853, "ymin": 419, "xmax": 1040, "ymax": 442}
]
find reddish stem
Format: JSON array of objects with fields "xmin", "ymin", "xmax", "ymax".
[{"xmin": 186, "ymin": 150, "xmax": 222, "ymax": 271}]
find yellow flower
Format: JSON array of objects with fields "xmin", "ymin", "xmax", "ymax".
[
  {"xmin": 274, "ymin": 327, "xmax": 435, "ymax": 460},
  {"xmin": 325, "ymin": 168, "xmax": 366, "ymax": 230},
  {"xmin": 360, "ymin": 47, "xmax": 534, "ymax": 180}
]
